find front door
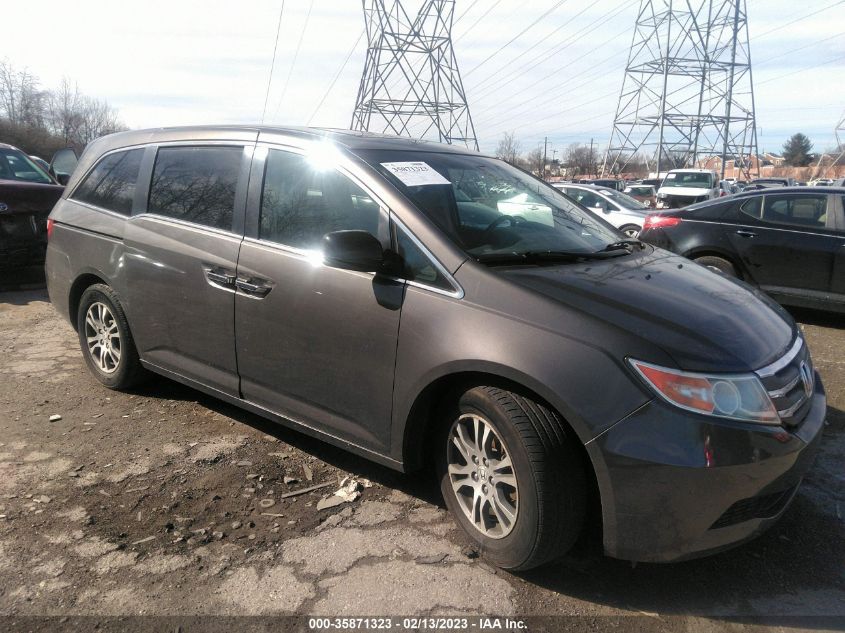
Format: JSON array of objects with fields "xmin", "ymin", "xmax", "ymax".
[
  {"xmin": 123, "ymin": 143, "xmax": 252, "ymax": 396},
  {"xmin": 728, "ymin": 192, "xmax": 838, "ymax": 295},
  {"xmin": 235, "ymin": 146, "xmax": 403, "ymax": 452}
]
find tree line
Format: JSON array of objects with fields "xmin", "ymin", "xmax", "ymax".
[
  {"xmin": 0, "ymin": 59, "xmax": 126, "ymax": 160},
  {"xmin": 495, "ymin": 131, "xmax": 832, "ymax": 178}
]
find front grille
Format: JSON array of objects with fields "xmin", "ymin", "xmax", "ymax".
[
  {"xmin": 710, "ymin": 484, "xmax": 797, "ymax": 529},
  {"xmin": 756, "ymin": 338, "xmax": 815, "ymax": 428}
]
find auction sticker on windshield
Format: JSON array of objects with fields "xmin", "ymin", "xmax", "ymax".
[{"xmin": 381, "ymin": 161, "xmax": 451, "ymax": 186}]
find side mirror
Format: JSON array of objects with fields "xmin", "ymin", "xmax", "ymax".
[
  {"xmin": 55, "ymin": 173, "xmax": 71, "ymax": 186},
  {"xmin": 322, "ymin": 230, "xmax": 384, "ymax": 273}
]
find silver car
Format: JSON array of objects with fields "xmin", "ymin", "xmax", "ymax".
[{"xmin": 553, "ymin": 183, "xmax": 648, "ymax": 237}]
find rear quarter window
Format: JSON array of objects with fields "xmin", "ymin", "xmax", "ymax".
[{"xmin": 71, "ymin": 148, "xmax": 144, "ymax": 215}]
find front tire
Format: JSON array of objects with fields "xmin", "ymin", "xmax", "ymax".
[
  {"xmin": 77, "ymin": 284, "xmax": 146, "ymax": 390},
  {"xmin": 437, "ymin": 386, "xmax": 586, "ymax": 570}
]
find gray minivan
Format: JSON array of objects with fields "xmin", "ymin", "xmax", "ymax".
[{"xmin": 46, "ymin": 126, "xmax": 825, "ymax": 570}]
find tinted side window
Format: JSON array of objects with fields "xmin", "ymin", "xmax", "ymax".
[
  {"xmin": 260, "ymin": 149, "xmax": 381, "ymax": 249},
  {"xmin": 148, "ymin": 146, "xmax": 243, "ymax": 230},
  {"xmin": 72, "ymin": 149, "xmax": 144, "ymax": 215},
  {"xmin": 762, "ymin": 194, "xmax": 827, "ymax": 229},
  {"xmin": 738, "ymin": 196, "xmax": 762, "ymax": 219},
  {"xmin": 395, "ymin": 228, "xmax": 453, "ymax": 291}
]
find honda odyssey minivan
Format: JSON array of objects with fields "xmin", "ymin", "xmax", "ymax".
[{"xmin": 46, "ymin": 126, "xmax": 826, "ymax": 570}]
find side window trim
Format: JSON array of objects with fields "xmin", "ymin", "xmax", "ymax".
[
  {"xmin": 390, "ymin": 213, "xmax": 464, "ymax": 299},
  {"xmin": 135, "ymin": 141, "xmax": 253, "ymax": 236}
]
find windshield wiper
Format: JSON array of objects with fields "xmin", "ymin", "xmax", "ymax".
[
  {"xmin": 603, "ymin": 239, "xmax": 645, "ymax": 252},
  {"xmin": 476, "ymin": 248, "xmax": 631, "ymax": 266}
]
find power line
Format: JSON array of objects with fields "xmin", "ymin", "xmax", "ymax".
[
  {"xmin": 754, "ymin": 31, "xmax": 845, "ymax": 67},
  {"xmin": 455, "ymin": 0, "xmax": 503, "ymax": 42},
  {"xmin": 260, "ymin": 0, "xmax": 286, "ymax": 124},
  {"xmin": 307, "ymin": 29, "xmax": 366, "ymax": 126},
  {"xmin": 464, "ymin": 0, "xmax": 570, "ymax": 76},
  {"xmin": 468, "ymin": 1, "xmax": 633, "ymax": 103},
  {"xmin": 751, "ymin": 0, "xmax": 845, "ymax": 39},
  {"xmin": 272, "ymin": 0, "xmax": 316, "ymax": 122},
  {"xmin": 454, "ymin": 0, "xmax": 482, "ymax": 25},
  {"xmin": 756, "ymin": 52, "xmax": 845, "ymax": 86},
  {"xmin": 464, "ymin": 1, "xmax": 597, "ymax": 93},
  {"xmin": 472, "ymin": 22, "xmax": 632, "ymax": 124}
]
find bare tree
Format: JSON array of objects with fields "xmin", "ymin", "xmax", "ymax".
[
  {"xmin": 46, "ymin": 78, "xmax": 84, "ymax": 145},
  {"xmin": 564, "ymin": 143, "xmax": 593, "ymax": 177},
  {"xmin": 495, "ymin": 132, "xmax": 522, "ymax": 166},
  {"xmin": 525, "ymin": 147, "xmax": 543, "ymax": 176},
  {"xmin": 1, "ymin": 61, "xmax": 126, "ymax": 155},
  {"xmin": 0, "ymin": 59, "xmax": 44, "ymax": 127}
]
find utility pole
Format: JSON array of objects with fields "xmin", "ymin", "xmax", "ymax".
[
  {"xmin": 351, "ymin": 0, "xmax": 478, "ymax": 150},
  {"xmin": 589, "ymin": 138, "xmax": 594, "ymax": 178},
  {"xmin": 542, "ymin": 137, "xmax": 548, "ymax": 181},
  {"xmin": 602, "ymin": 0, "xmax": 758, "ymax": 179}
]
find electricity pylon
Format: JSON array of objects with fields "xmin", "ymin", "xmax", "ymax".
[
  {"xmin": 351, "ymin": 0, "xmax": 478, "ymax": 150},
  {"xmin": 602, "ymin": 0, "xmax": 758, "ymax": 178}
]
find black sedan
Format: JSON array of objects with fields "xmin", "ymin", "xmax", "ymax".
[{"xmin": 639, "ymin": 187, "xmax": 845, "ymax": 312}]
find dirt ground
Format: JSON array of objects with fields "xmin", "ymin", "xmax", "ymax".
[{"xmin": 0, "ymin": 288, "xmax": 842, "ymax": 631}]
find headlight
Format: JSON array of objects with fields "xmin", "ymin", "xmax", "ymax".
[{"xmin": 629, "ymin": 359, "xmax": 779, "ymax": 424}]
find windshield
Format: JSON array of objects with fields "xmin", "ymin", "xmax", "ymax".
[
  {"xmin": 599, "ymin": 188, "xmax": 647, "ymax": 210},
  {"xmin": 662, "ymin": 172, "xmax": 713, "ymax": 189},
  {"xmin": 0, "ymin": 148, "xmax": 53, "ymax": 184},
  {"xmin": 360, "ymin": 150, "xmax": 624, "ymax": 259}
]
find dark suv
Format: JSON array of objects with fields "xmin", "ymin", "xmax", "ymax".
[
  {"xmin": 46, "ymin": 127, "xmax": 825, "ymax": 569},
  {"xmin": 0, "ymin": 143, "xmax": 65, "ymax": 273},
  {"xmin": 639, "ymin": 187, "xmax": 845, "ymax": 312}
]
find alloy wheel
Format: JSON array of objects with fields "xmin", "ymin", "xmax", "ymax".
[
  {"xmin": 84, "ymin": 302, "xmax": 121, "ymax": 374},
  {"xmin": 446, "ymin": 413, "xmax": 519, "ymax": 539}
]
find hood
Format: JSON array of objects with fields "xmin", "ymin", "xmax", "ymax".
[
  {"xmin": 498, "ymin": 247, "xmax": 796, "ymax": 373},
  {"xmin": 657, "ymin": 186, "xmax": 711, "ymax": 197}
]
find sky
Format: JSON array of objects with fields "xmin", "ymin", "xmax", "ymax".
[{"xmin": 4, "ymin": 0, "xmax": 844, "ymax": 157}]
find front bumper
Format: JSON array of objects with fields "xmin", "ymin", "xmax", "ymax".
[{"xmin": 587, "ymin": 371, "xmax": 826, "ymax": 562}]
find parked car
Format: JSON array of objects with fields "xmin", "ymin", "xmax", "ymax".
[
  {"xmin": 587, "ymin": 178, "xmax": 625, "ymax": 191},
  {"xmin": 639, "ymin": 187, "xmax": 845, "ymax": 312},
  {"xmin": 0, "ymin": 143, "xmax": 66, "ymax": 272},
  {"xmin": 623, "ymin": 184, "xmax": 657, "ymax": 207},
  {"xmin": 640, "ymin": 177, "xmax": 663, "ymax": 188},
  {"xmin": 749, "ymin": 177, "xmax": 795, "ymax": 188},
  {"xmin": 553, "ymin": 183, "xmax": 648, "ymax": 236},
  {"xmin": 811, "ymin": 178, "xmax": 834, "ymax": 186},
  {"xmin": 656, "ymin": 168, "xmax": 720, "ymax": 208},
  {"xmin": 29, "ymin": 155, "xmax": 50, "ymax": 173},
  {"xmin": 47, "ymin": 126, "xmax": 825, "ymax": 570}
]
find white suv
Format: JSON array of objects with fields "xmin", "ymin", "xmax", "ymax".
[{"xmin": 656, "ymin": 169, "xmax": 719, "ymax": 209}]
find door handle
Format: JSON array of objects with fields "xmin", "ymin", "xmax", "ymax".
[
  {"xmin": 205, "ymin": 269, "xmax": 236, "ymax": 287},
  {"xmin": 735, "ymin": 230, "xmax": 757, "ymax": 238},
  {"xmin": 236, "ymin": 277, "xmax": 272, "ymax": 297}
]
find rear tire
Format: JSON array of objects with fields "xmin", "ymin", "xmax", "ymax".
[
  {"xmin": 77, "ymin": 284, "xmax": 147, "ymax": 390},
  {"xmin": 620, "ymin": 224, "xmax": 641, "ymax": 238},
  {"xmin": 695, "ymin": 255, "xmax": 737, "ymax": 277},
  {"xmin": 436, "ymin": 386, "xmax": 586, "ymax": 570}
]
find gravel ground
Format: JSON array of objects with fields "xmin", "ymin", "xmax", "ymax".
[{"xmin": 0, "ymin": 288, "xmax": 842, "ymax": 631}]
